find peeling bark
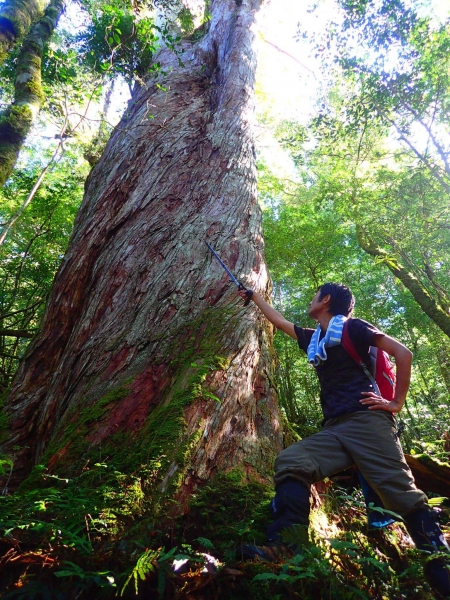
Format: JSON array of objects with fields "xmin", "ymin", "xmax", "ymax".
[
  {"xmin": 0, "ymin": 0, "xmax": 51, "ymax": 63},
  {"xmin": 1, "ymin": 0, "xmax": 283, "ymax": 508},
  {"xmin": 356, "ymin": 226, "xmax": 450, "ymax": 339},
  {"xmin": 0, "ymin": 0, "xmax": 64, "ymax": 188}
]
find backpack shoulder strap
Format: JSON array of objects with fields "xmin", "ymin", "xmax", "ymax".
[
  {"xmin": 341, "ymin": 320, "xmax": 381, "ymax": 395},
  {"xmin": 341, "ymin": 320, "xmax": 363, "ymax": 364}
]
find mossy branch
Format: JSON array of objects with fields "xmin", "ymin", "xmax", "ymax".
[
  {"xmin": 0, "ymin": 0, "xmax": 64, "ymax": 188},
  {"xmin": 356, "ymin": 225, "xmax": 450, "ymax": 338},
  {"xmin": 0, "ymin": 0, "xmax": 51, "ymax": 64}
]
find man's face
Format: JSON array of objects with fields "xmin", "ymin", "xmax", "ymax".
[{"xmin": 308, "ymin": 290, "xmax": 330, "ymax": 320}]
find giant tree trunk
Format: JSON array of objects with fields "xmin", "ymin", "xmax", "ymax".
[{"xmin": 0, "ymin": 0, "xmax": 283, "ymax": 506}]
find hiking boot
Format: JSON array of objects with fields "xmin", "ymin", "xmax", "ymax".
[
  {"xmin": 405, "ymin": 507, "xmax": 450, "ymax": 599},
  {"xmin": 424, "ymin": 556, "xmax": 450, "ymax": 599},
  {"xmin": 405, "ymin": 507, "xmax": 450, "ymax": 554},
  {"xmin": 236, "ymin": 542, "xmax": 295, "ymax": 562},
  {"xmin": 267, "ymin": 478, "xmax": 310, "ymax": 542}
]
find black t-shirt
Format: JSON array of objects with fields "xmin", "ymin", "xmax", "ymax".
[{"xmin": 294, "ymin": 318, "xmax": 384, "ymax": 422}]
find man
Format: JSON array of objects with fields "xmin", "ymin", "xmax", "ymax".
[{"xmin": 238, "ymin": 283, "xmax": 449, "ymax": 598}]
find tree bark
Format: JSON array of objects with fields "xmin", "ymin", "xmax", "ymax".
[
  {"xmin": 0, "ymin": 0, "xmax": 283, "ymax": 507},
  {"xmin": 405, "ymin": 454, "xmax": 450, "ymax": 498},
  {"xmin": 0, "ymin": 0, "xmax": 51, "ymax": 63},
  {"xmin": 0, "ymin": 0, "xmax": 64, "ymax": 188},
  {"xmin": 356, "ymin": 225, "xmax": 450, "ymax": 338}
]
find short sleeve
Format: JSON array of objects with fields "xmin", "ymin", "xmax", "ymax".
[{"xmin": 294, "ymin": 325, "xmax": 315, "ymax": 354}]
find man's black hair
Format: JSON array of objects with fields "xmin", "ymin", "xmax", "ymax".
[{"xmin": 318, "ymin": 283, "xmax": 355, "ymax": 317}]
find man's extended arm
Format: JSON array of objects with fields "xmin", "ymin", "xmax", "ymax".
[
  {"xmin": 238, "ymin": 290, "xmax": 297, "ymax": 340},
  {"xmin": 359, "ymin": 334, "xmax": 413, "ymax": 414}
]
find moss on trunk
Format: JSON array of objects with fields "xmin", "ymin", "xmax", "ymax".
[
  {"xmin": 0, "ymin": 0, "xmax": 51, "ymax": 63},
  {"xmin": 0, "ymin": 0, "xmax": 64, "ymax": 187},
  {"xmin": 356, "ymin": 225, "xmax": 450, "ymax": 338}
]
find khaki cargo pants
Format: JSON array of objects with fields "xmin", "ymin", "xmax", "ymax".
[{"xmin": 274, "ymin": 410, "xmax": 427, "ymax": 516}]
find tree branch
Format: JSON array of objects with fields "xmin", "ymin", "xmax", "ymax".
[
  {"xmin": 260, "ymin": 33, "xmax": 317, "ymax": 77},
  {"xmin": 387, "ymin": 117, "xmax": 450, "ymax": 194},
  {"xmin": 0, "ymin": 328, "xmax": 34, "ymax": 338},
  {"xmin": 356, "ymin": 225, "xmax": 450, "ymax": 338},
  {"xmin": 0, "ymin": 298, "xmax": 43, "ymax": 320}
]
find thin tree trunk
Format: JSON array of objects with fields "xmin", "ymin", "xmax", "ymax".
[
  {"xmin": 356, "ymin": 225, "xmax": 450, "ymax": 338},
  {"xmin": 1, "ymin": 0, "xmax": 283, "ymax": 507},
  {"xmin": 0, "ymin": 0, "xmax": 64, "ymax": 188},
  {"xmin": 0, "ymin": 0, "xmax": 51, "ymax": 63},
  {"xmin": 83, "ymin": 80, "xmax": 114, "ymax": 167}
]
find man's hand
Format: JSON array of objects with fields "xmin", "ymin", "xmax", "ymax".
[
  {"xmin": 360, "ymin": 391, "xmax": 403, "ymax": 413},
  {"xmin": 236, "ymin": 290, "xmax": 297, "ymax": 340},
  {"xmin": 238, "ymin": 289, "xmax": 252, "ymax": 303}
]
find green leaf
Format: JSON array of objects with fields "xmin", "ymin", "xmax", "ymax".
[
  {"xmin": 194, "ymin": 537, "xmax": 215, "ymax": 550},
  {"xmin": 253, "ymin": 572, "xmax": 282, "ymax": 581},
  {"xmin": 330, "ymin": 540, "xmax": 359, "ymax": 551},
  {"xmin": 367, "ymin": 503, "xmax": 404, "ymax": 521},
  {"xmin": 428, "ymin": 497, "xmax": 447, "ymax": 507}
]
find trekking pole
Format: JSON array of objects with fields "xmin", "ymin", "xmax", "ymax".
[{"xmin": 205, "ymin": 242, "xmax": 253, "ymax": 306}]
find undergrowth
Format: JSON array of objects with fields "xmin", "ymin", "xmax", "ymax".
[{"xmin": 0, "ymin": 465, "xmax": 448, "ymax": 599}]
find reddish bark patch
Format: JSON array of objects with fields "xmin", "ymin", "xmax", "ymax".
[
  {"xmin": 101, "ymin": 346, "xmax": 132, "ymax": 381},
  {"xmin": 83, "ymin": 266, "xmax": 128, "ymax": 333},
  {"xmin": 47, "ymin": 441, "xmax": 71, "ymax": 470},
  {"xmin": 253, "ymin": 250, "xmax": 262, "ymax": 274},
  {"xmin": 171, "ymin": 471, "xmax": 203, "ymax": 516},
  {"xmin": 242, "ymin": 464, "xmax": 268, "ymax": 483},
  {"xmin": 228, "ymin": 241, "xmax": 241, "ymax": 271},
  {"xmin": 252, "ymin": 373, "xmax": 266, "ymax": 401},
  {"xmin": 87, "ymin": 364, "xmax": 169, "ymax": 444},
  {"xmin": 184, "ymin": 398, "xmax": 209, "ymax": 428},
  {"xmin": 162, "ymin": 304, "xmax": 177, "ymax": 323},
  {"xmin": 204, "ymin": 282, "xmax": 228, "ymax": 307}
]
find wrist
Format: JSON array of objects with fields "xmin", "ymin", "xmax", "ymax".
[
  {"xmin": 391, "ymin": 398, "xmax": 405, "ymax": 411},
  {"xmin": 251, "ymin": 290, "xmax": 262, "ymax": 303}
]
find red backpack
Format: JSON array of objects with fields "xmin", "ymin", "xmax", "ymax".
[{"xmin": 341, "ymin": 321, "xmax": 396, "ymax": 400}]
